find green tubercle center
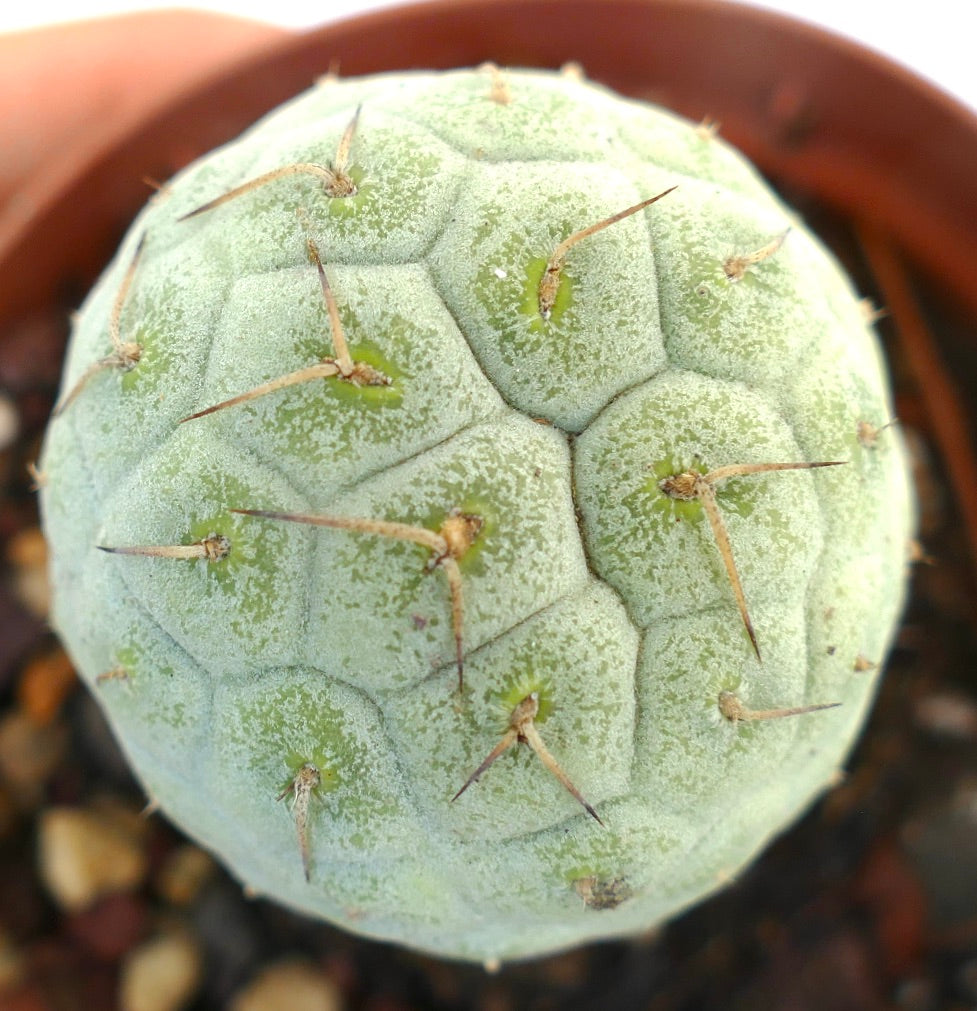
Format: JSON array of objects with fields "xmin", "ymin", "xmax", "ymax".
[{"xmin": 520, "ymin": 257, "xmax": 574, "ymax": 330}]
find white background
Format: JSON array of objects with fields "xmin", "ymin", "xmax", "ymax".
[{"xmin": 2, "ymin": 1, "xmax": 974, "ymax": 114}]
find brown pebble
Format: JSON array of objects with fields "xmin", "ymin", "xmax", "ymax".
[
  {"xmin": 14, "ymin": 935, "xmax": 116, "ymax": 1009},
  {"xmin": 0, "ymin": 709, "xmax": 68, "ymax": 809},
  {"xmin": 914, "ymin": 692, "xmax": 977, "ymax": 740},
  {"xmin": 0, "ymin": 589, "xmax": 46, "ymax": 695},
  {"xmin": 38, "ymin": 805, "xmax": 148, "ymax": 911},
  {"xmin": 0, "ymin": 926, "xmax": 26, "ymax": 990},
  {"xmin": 90, "ymin": 794, "xmax": 153, "ymax": 846},
  {"xmin": 0, "ymin": 980, "xmax": 53, "ymax": 1011},
  {"xmin": 66, "ymin": 892, "xmax": 149, "ymax": 961},
  {"xmin": 230, "ymin": 959, "xmax": 345, "ymax": 1011},
  {"xmin": 17, "ymin": 647, "xmax": 77, "ymax": 726},
  {"xmin": 118, "ymin": 930, "xmax": 203, "ymax": 1011},
  {"xmin": 475, "ymin": 988, "xmax": 514, "ymax": 1011},
  {"xmin": 5, "ymin": 527, "xmax": 46, "ymax": 570},
  {"xmin": 539, "ymin": 947, "xmax": 591, "ymax": 987},
  {"xmin": 4, "ymin": 527, "xmax": 51, "ymax": 619},
  {"xmin": 155, "ymin": 844, "xmax": 216, "ymax": 906},
  {"xmin": 737, "ymin": 928, "xmax": 887, "ymax": 1010},
  {"xmin": 856, "ymin": 840, "xmax": 929, "ymax": 977}
]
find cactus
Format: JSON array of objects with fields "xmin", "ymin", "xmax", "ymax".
[{"xmin": 39, "ymin": 65, "xmax": 913, "ymax": 963}]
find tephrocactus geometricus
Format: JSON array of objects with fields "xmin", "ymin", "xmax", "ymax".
[{"xmin": 39, "ymin": 64, "xmax": 914, "ymax": 963}]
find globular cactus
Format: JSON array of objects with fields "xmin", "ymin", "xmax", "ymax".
[{"xmin": 39, "ymin": 65, "xmax": 913, "ymax": 963}]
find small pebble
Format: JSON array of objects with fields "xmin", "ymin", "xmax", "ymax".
[
  {"xmin": 230, "ymin": 959, "xmax": 345, "ymax": 1011},
  {"xmin": 4, "ymin": 527, "xmax": 51, "ymax": 620},
  {"xmin": 475, "ymin": 989, "xmax": 514, "ymax": 1011},
  {"xmin": 119, "ymin": 930, "xmax": 203, "ymax": 1011},
  {"xmin": 156, "ymin": 844, "xmax": 216, "ymax": 907},
  {"xmin": 66, "ymin": 892, "xmax": 149, "ymax": 961},
  {"xmin": 539, "ymin": 947, "xmax": 591, "ymax": 987},
  {"xmin": 914, "ymin": 692, "xmax": 977, "ymax": 740},
  {"xmin": 0, "ymin": 391, "xmax": 18, "ymax": 452},
  {"xmin": 16, "ymin": 647, "xmax": 77, "ymax": 726},
  {"xmin": 0, "ymin": 926, "xmax": 25, "ymax": 990},
  {"xmin": 90, "ymin": 793, "xmax": 153, "ymax": 845},
  {"xmin": 0, "ymin": 708, "xmax": 68, "ymax": 809},
  {"xmin": 38, "ymin": 805, "xmax": 147, "ymax": 911}
]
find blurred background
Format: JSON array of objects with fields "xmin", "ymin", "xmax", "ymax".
[{"xmin": 1, "ymin": 0, "xmax": 974, "ymax": 112}]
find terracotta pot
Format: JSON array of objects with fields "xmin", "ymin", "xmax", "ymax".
[
  {"xmin": 1, "ymin": 0, "xmax": 976, "ymax": 571},
  {"xmin": 0, "ymin": 10, "xmax": 284, "ymax": 397},
  {"xmin": 0, "ymin": 10, "xmax": 285, "ymax": 216}
]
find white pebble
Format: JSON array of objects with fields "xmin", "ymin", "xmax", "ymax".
[
  {"xmin": 38, "ymin": 805, "xmax": 147, "ymax": 911},
  {"xmin": 0, "ymin": 393, "xmax": 17, "ymax": 453},
  {"xmin": 230, "ymin": 959, "xmax": 344, "ymax": 1011},
  {"xmin": 119, "ymin": 931, "xmax": 203, "ymax": 1011}
]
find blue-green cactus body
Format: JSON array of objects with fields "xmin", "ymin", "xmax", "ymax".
[{"xmin": 40, "ymin": 67, "xmax": 912, "ymax": 963}]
